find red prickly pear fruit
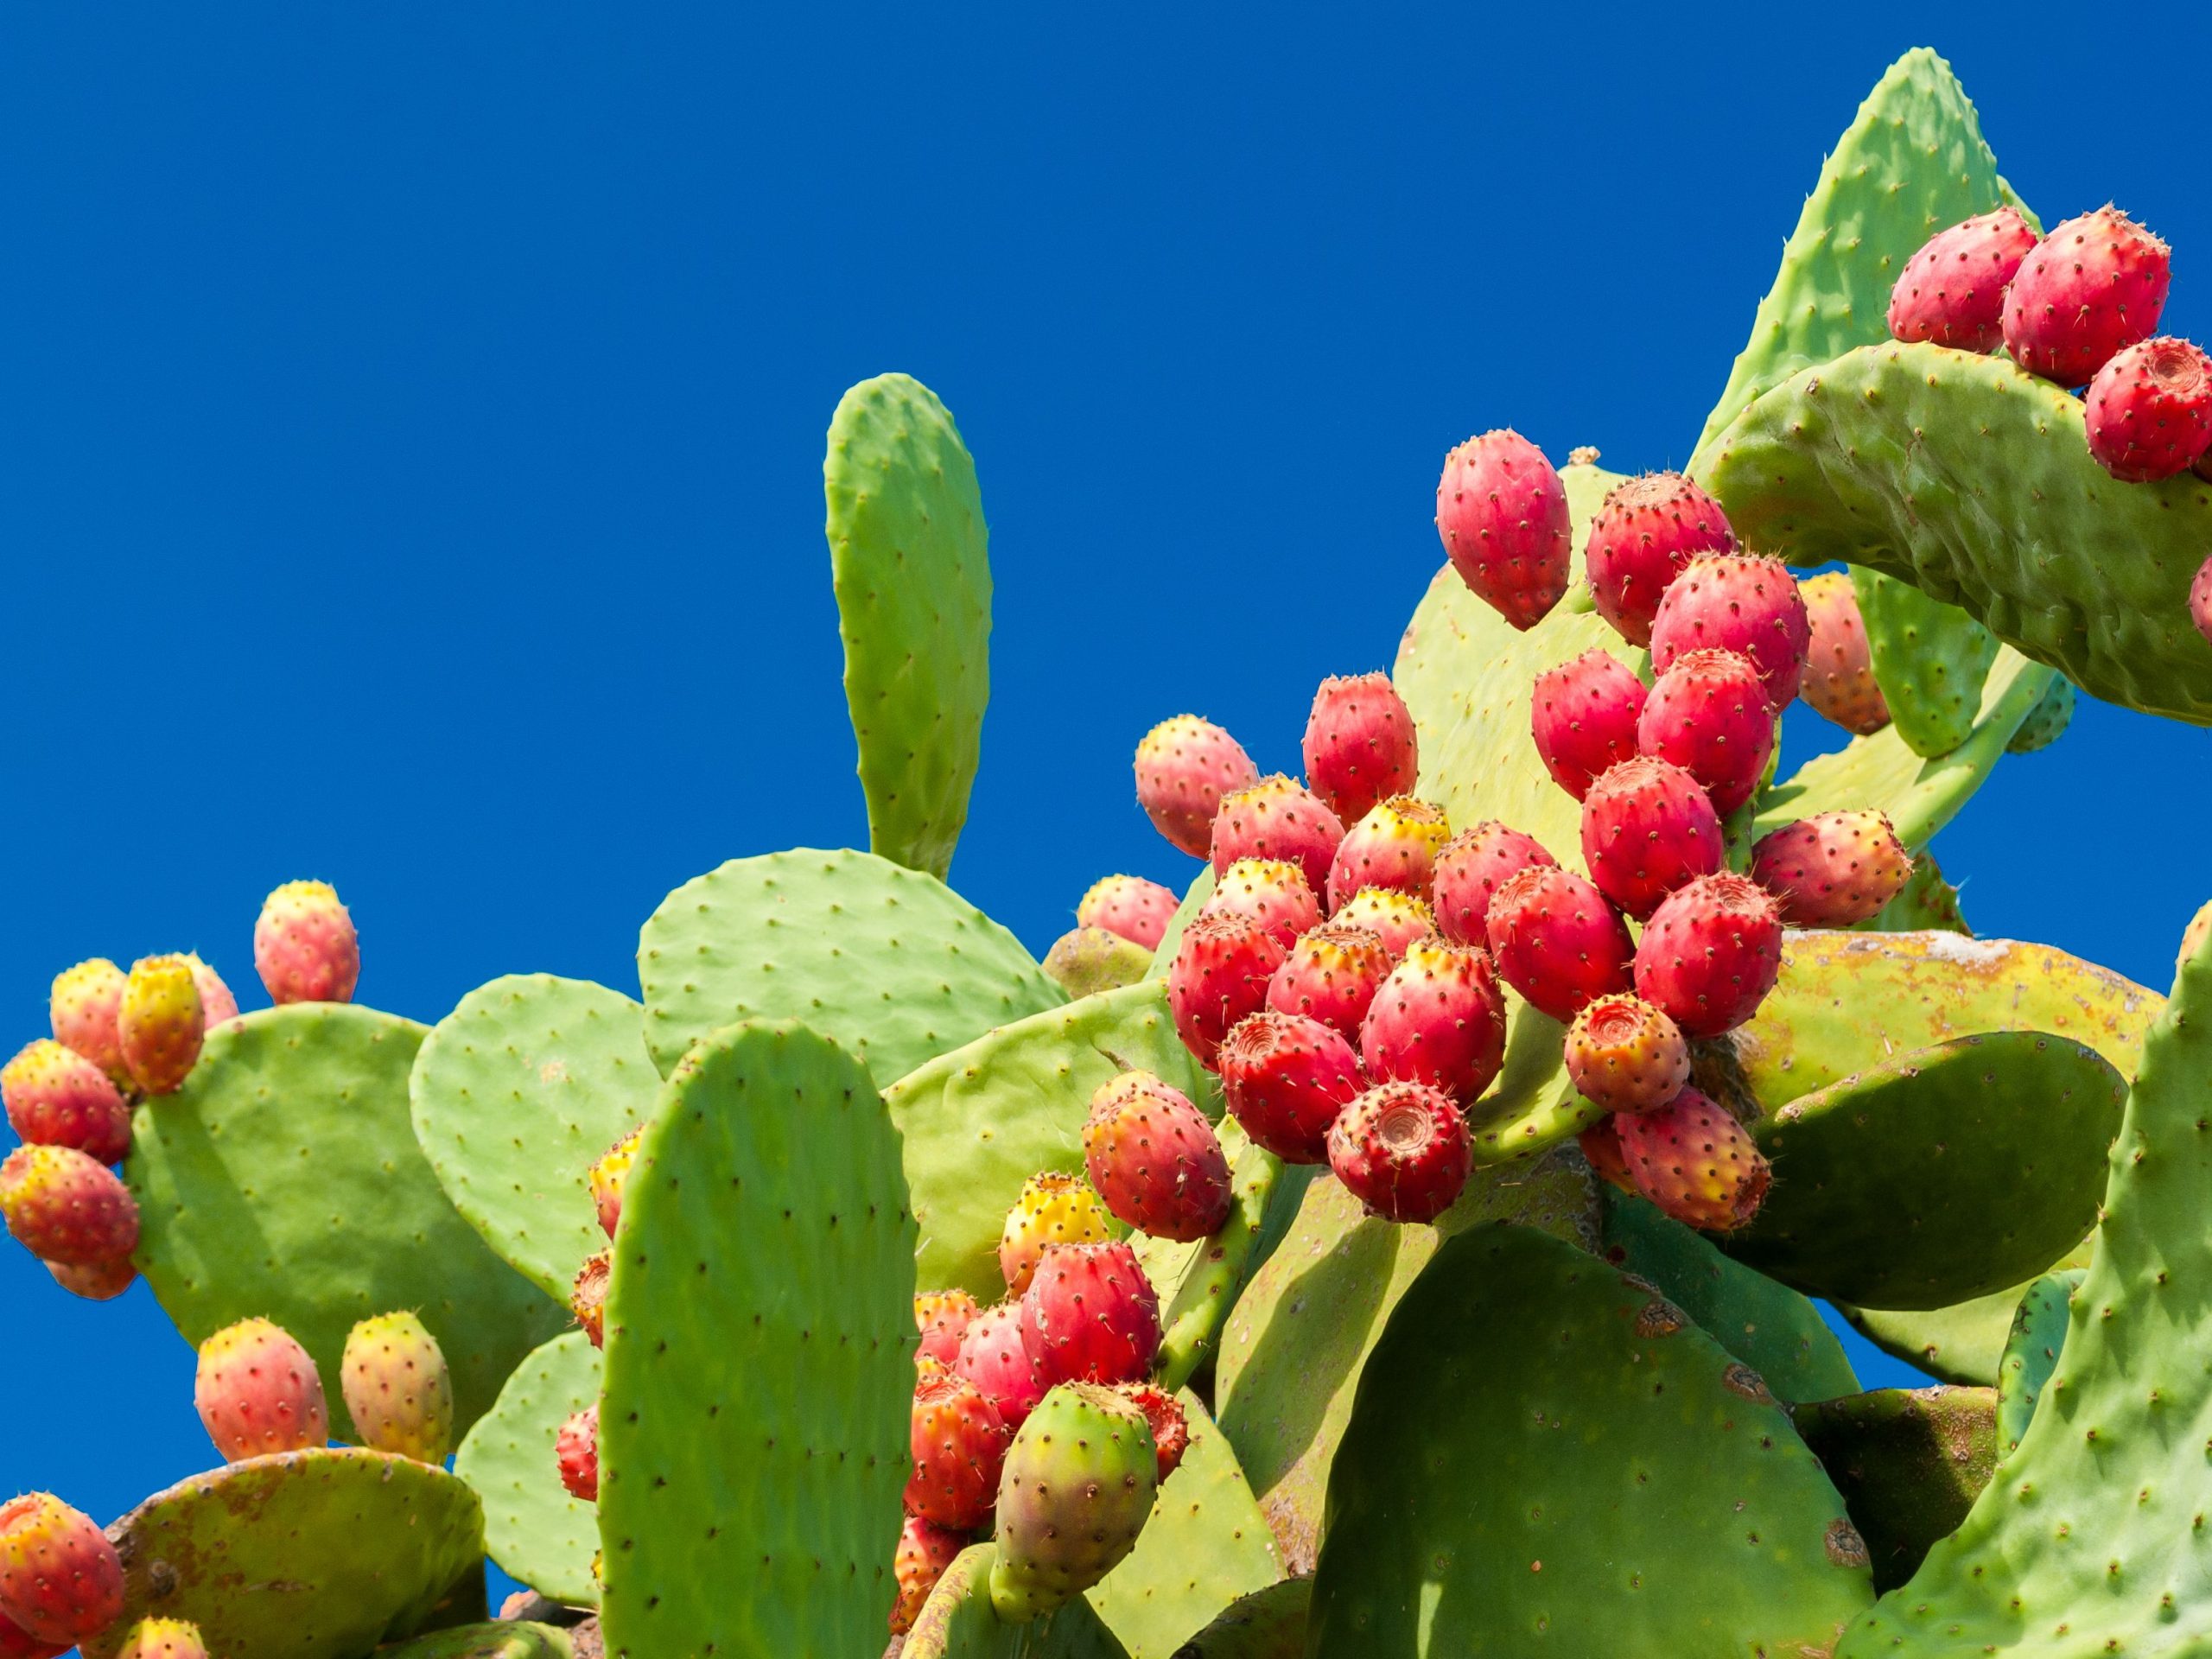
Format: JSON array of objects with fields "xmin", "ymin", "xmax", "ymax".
[
  {"xmin": 118, "ymin": 955, "xmax": 204, "ymax": 1098},
  {"xmin": 48, "ymin": 960, "xmax": 129, "ymax": 1089},
  {"xmin": 905, "ymin": 1371, "xmax": 1010, "ymax": 1531},
  {"xmin": 890, "ymin": 1514, "xmax": 967, "ymax": 1636},
  {"xmin": 183, "ymin": 957, "xmax": 239, "ymax": 1033},
  {"xmin": 111, "ymin": 1618, "xmax": 208, "ymax": 1659},
  {"xmin": 1577, "ymin": 1116, "xmax": 1636, "ymax": 1194},
  {"xmin": 1634, "ymin": 873, "xmax": 1785, "ymax": 1039},
  {"xmin": 571, "ymin": 1249, "xmax": 610, "ymax": 1349},
  {"xmin": 1564, "ymin": 995, "xmax": 1690, "ymax": 1115},
  {"xmin": 340, "ymin": 1311, "xmax": 454, "ymax": 1464},
  {"xmin": 1135, "ymin": 715, "xmax": 1259, "ymax": 860},
  {"xmin": 1325, "ymin": 1081, "xmax": 1471, "ymax": 1224},
  {"xmin": 1887, "ymin": 207, "xmax": 2040, "ymax": 353},
  {"xmin": 1751, "ymin": 811, "xmax": 1914, "ymax": 927},
  {"xmin": 1579, "ymin": 758, "xmax": 1725, "ymax": 921},
  {"xmin": 1358, "ymin": 939, "xmax": 1507, "ymax": 1104},
  {"xmin": 954, "ymin": 1301, "xmax": 1046, "ymax": 1429},
  {"xmin": 254, "ymin": 880, "xmax": 361, "ymax": 1006},
  {"xmin": 2084, "ymin": 337, "xmax": 2212, "ymax": 481},
  {"xmin": 1484, "ymin": 866, "xmax": 1635, "ymax": 1022},
  {"xmin": 1636, "ymin": 649, "xmax": 1776, "ymax": 817},
  {"xmin": 2, "ymin": 1040, "xmax": 131, "ymax": 1166},
  {"xmin": 1616, "ymin": 1087, "xmax": 1770, "ymax": 1230},
  {"xmin": 1076, "ymin": 875, "xmax": 1180, "ymax": 951},
  {"xmin": 1217, "ymin": 1011, "xmax": 1363, "ymax": 1165},
  {"xmin": 1302, "ymin": 671, "xmax": 1419, "ymax": 827},
  {"xmin": 1649, "ymin": 553, "xmax": 1811, "ymax": 711},
  {"xmin": 1114, "ymin": 1382, "xmax": 1190, "ymax": 1482},
  {"xmin": 2003, "ymin": 206, "xmax": 2171, "ymax": 387},
  {"xmin": 0, "ymin": 1610, "xmax": 69, "ymax": 1659},
  {"xmin": 1797, "ymin": 574, "xmax": 1891, "ymax": 735},
  {"xmin": 1325, "ymin": 797, "xmax": 1449, "ymax": 912},
  {"xmin": 1435, "ymin": 429, "xmax": 1573, "ymax": 631},
  {"xmin": 47, "ymin": 1255, "xmax": 137, "ymax": 1303},
  {"xmin": 1584, "ymin": 474, "xmax": 1736, "ymax": 646},
  {"xmin": 193, "ymin": 1317, "xmax": 328, "ymax": 1461},
  {"xmin": 1530, "ymin": 649, "xmax": 1649, "ymax": 801},
  {"xmin": 0, "ymin": 1494, "xmax": 124, "ymax": 1647},
  {"xmin": 588, "ymin": 1126, "xmax": 643, "ymax": 1240},
  {"xmin": 997, "ymin": 1173, "xmax": 1113, "ymax": 1299},
  {"xmin": 2194, "ymin": 556, "xmax": 2212, "ymax": 643},
  {"xmin": 0, "ymin": 1145, "xmax": 138, "ymax": 1268},
  {"xmin": 1329, "ymin": 887, "xmax": 1437, "ymax": 959},
  {"xmin": 916, "ymin": 1289, "xmax": 982, "ymax": 1370},
  {"xmin": 1265, "ymin": 921, "xmax": 1394, "ymax": 1046},
  {"xmin": 1166, "ymin": 912, "xmax": 1287, "ymax": 1069},
  {"xmin": 1083, "ymin": 1071, "xmax": 1233, "ymax": 1242},
  {"xmin": 1431, "ymin": 823, "xmax": 1557, "ymax": 947},
  {"xmin": 556, "ymin": 1403, "xmax": 599, "ymax": 1502},
  {"xmin": 1201, "ymin": 858, "xmax": 1323, "ymax": 949},
  {"xmin": 1018, "ymin": 1240, "xmax": 1162, "ymax": 1388},
  {"xmin": 1209, "ymin": 775, "xmax": 1345, "ymax": 896}
]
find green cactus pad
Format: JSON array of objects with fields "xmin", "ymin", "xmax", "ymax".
[
  {"xmin": 372, "ymin": 1624, "xmax": 574, "ymax": 1659},
  {"xmin": 887, "ymin": 979, "xmax": 1217, "ymax": 1301},
  {"xmin": 599, "ymin": 1019, "xmax": 915, "ymax": 1659},
  {"xmin": 1699, "ymin": 342, "xmax": 2212, "ymax": 724},
  {"xmin": 1995, "ymin": 1268, "xmax": 2082, "ymax": 1453},
  {"xmin": 826, "ymin": 372, "xmax": 991, "ymax": 880},
  {"xmin": 1138, "ymin": 1119, "xmax": 1282, "ymax": 1394},
  {"xmin": 1840, "ymin": 1234, "xmax": 2097, "ymax": 1389},
  {"xmin": 1214, "ymin": 1154, "xmax": 1597, "ymax": 1575},
  {"xmin": 411, "ymin": 975, "xmax": 658, "ymax": 1300},
  {"xmin": 1789, "ymin": 1387, "xmax": 1999, "ymax": 1592},
  {"xmin": 905, "ymin": 1545, "xmax": 1131, "ymax": 1659},
  {"xmin": 1085, "ymin": 1393, "xmax": 1283, "ymax": 1659},
  {"xmin": 1144, "ymin": 869, "xmax": 1216, "ymax": 982},
  {"xmin": 126, "ymin": 1006, "xmax": 568, "ymax": 1443},
  {"xmin": 1852, "ymin": 568, "xmax": 2000, "ymax": 760},
  {"xmin": 1727, "ymin": 1031, "xmax": 2124, "ymax": 1308},
  {"xmin": 1693, "ymin": 48, "xmax": 2028, "ymax": 453},
  {"xmin": 1308, "ymin": 1224, "xmax": 1872, "ymax": 1653},
  {"xmin": 637, "ymin": 847, "xmax": 1062, "ymax": 1080},
  {"xmin": 1166, "ymin": 1580, "xmax": 1308, "ymax": 1659},
  {"xmin": 1863, "ymin": 851, "xmax": 1970, "ymax": 935},
  {"xmin": 453, "ymin": 1332, "xmax": 601, "ymax": 1606},
  {"xmin": 85, "ymin": 1449, "xmax": 485, "ymax": 1659},
  {"xmin": 2005, "ymin": 674, "xmax": 2075, "ymax": 754},
  {"xmin": 1600, "ymin": 1189, "xmax": 1858, "ymax": 1404}
]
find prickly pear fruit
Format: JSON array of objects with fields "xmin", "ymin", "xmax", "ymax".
[
  {"xmin": 906, "ymin": 1372, "xmax": 1010, "ymax": 1531},
  {"xmin": 1077, "ymin": 874, "xmax": 1180, "ymax": 951},
  {"xmin": 1329, "ymin": 887, "xmax": 1437, "ymax": 958},
  {"xmin": 1084, "ymin": 1072, "xmax": 1233, "ymax": 1243},
  {"xmin": 998, "ymin": 1173, "xmax": 1114, "ymax": 1299},
  {"xmin": 954, "ymin": 1301, "xmax": 1046, "ymax": 1430},
  {"xmin": 1530, "ymin": 649, "xmax": 1649, "ymax": 800},
  {"xmin": 1431, "ymin": 822, "xmax": 1557, "ymax": 947},
  {"xmin": 48, "ymin": 960, "xmax": 128, "ymax": 1087},
  {"xmin": 1649, "ymin": 553, "xmax": 1811, "ymax": 710},
  {"xmin": 1135, "ymin": 716, "xmax": 1259, "ymax": 858},
  {"xmin": 1302, "ymin": 671, "xmax": 1419, "ymax": 827},
  {"xmin": 1886, "ymin": 207, "xmax": 2039, "ymax": 353},
  {"xmin": 556, "ymin": 1404, "xmax": 599, "ymax": 1501},
  {"xmin": 1616, "ymin": 1087, "xmax": 1770, "ymax": 1230},
  {"xmin": 1325, "ymin": 796, "xmax": 1448, "ymax": 912},
  {"xmin": 1584, "ymin": 473, "xmax": 1736, "ymax": 646},
  {"xmin": 1208, "ymin": 775, "xmax": 1344, "ymax": 896},
  {"xmin": 1564, "ymin": 994, "xmax": 1689, "ymax": 1115},
  {"xmin": 1797, "ymin": 573, "xmax": 1891, "ymax": 735},
  {"xmin": 1579, "ymin": 757, "xmax": 1725, "ymax": 921},
  {"xmin": 587, "ymin": 1127, "xmax": 642, "ymax": 1240},
  {"xmin": 194, "ymin": 1317, "xmax": 328, "ymax": 1461},
  {"xmin": 0, "ymin": 1611, "xmax": 67, "ymax": 1659},
  {"xmin": 889, "ymin": 1514, "xmax": 966, "ymax": 1636},
  {"xmin": 183, "ymin": 957, "xmax": 239, "ymax": 1032},
  {"xmin": 1325, "ymin": 1081, "xmax": 1471, "ymax": 1224},
  {"xmin": 2, "ymin": 1040, "xmax": 130, "ymax": 1166},
  {"xmin": 1578, "ymin": 1116, "xmax": 1635, "ymax": 1193},
  {"xmin": 118, "ymin": 955, "xmax": 203, "ymax": 1097},
  {"xmin": 917, "ymin": 1289, "xmax": 982, "ymax": 1370},
  {"xmin": 988, "ymin": 1382, "xmax": 1160, "ymax": 1623},
  {"xmin": 1633, "ymin": 873, "xmax": 1784, "ymax": 1039},
  {"xmin": 1114, "ymin": 1382, "xmax": 1191, "ymax": 1482},
  {"xmin": 47, "ymin": 1255, "xmax": 137, "ymax": 1302},
  {"xmin": 1201, "ymin": 858, "xmax": 1323, "ymax": 948},
  {"xmin": 111, "ymin": 1618, "xmax": 209, "ymax": 1659},
  {"xmin": 1166, "ymin": 912, "xmax": 1287, "ymax": 1069},
  {"xmin": 1043, "ymin": 926, "xmax": 1153, "ymax": 998},
  {"xmin": 0, "ymin": 1145, "xmax": 138, "ymax": 1268},
  {"xmin": 1484, "ymin": 865, "xmax": 1635, "ymax": 1022},
  {"xmin": 0, "ymin": 1494, "xmax": 124, "ymax": 1646},
  {"xmin": 2002, "ymin": 206, "xmax": 2171, "ymax": 386},
  {"xmin": 340, "ymin": 1311, "xmax": 454, "ymax": 1463},
  {"xmin": 2084, "ymin": 336, "xmax": 2212, "ymax": 481},
  {"xmin": 1636, "ymin": 648, "xmax": 1776, "ymax": 817},
  {"xmin": 1264, "ymin": 920, "xmax": 1394, "ymax": 1046},
  {"xmin": 571, "ymin": 1249, "xmax": 610, "ymax": 1349},
  {"xmin": 1434, "ymin": 429, "xmax": 1573, "ymax": 630},
  {"xmin": 253, "ymin": 880, "xmax": 360, "ymax": 1006},
  {"xmin": 1019, "ymin": 1240, "xmax": 1161, "ymax": 1388},
  {"xmin": 1217, "ymin": 1010, "xmax": 1363, "ymax": 1165},
  {"xmin": 1751, "ymin": 811, "xmax": 1915, "ymax": 927},
  {"xmin": 1358, "ymin": 940, "xmax": 1506, "ymax": 1103}
]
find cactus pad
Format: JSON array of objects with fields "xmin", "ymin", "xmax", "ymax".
[
  {"xmin": 1865, "ymin": 851, "xmax": 1970, "ymax": 935},
  {"xmin": 411, "ymin": 975, "xmax": 658, "ymax": 1300},
  {"xmin": 126, "ymin": 1006, "xmax": 568, "ymax": 1442},
  {"xmin": 1841, "ymin": 1234, "xmax": 2096, "ymax": 1389},
  {"xmin": 1167, "ymin": 1580, "xmax": 1308, "ymax": 1659},
  {"xmin": 599, "ymin": 1019, "xmax": 916, "ymax": 1658},
  {"xmin": 905, "ymin": 1545, "xmax": 1131, "ymax": 1659},
  {"xmin": 2005, "ymin": 674, "xmax": 2075, "ymax": 754},
  {"xmin": 1994, "ymin": 1268, "xmax": 2082, "ymax": 1453},
  {"xmin": 372, "ymin": 1624, "xmax": 573, "ymax": 1659},
  {"xmin": 1789, "ymin": 1387, "xmax": 1999, "ymax": 1592},
  {"xmin": 1853, "ymin": 568, "xmax": 2001, "ymax": 759},
  {"xmin": 453, "ymin": 1332, "xmax": 601, "ymax": 1606}
]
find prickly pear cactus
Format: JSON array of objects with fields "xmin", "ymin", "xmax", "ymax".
[
  {"xmin": 452, "ymin": 1332, "xmax": 601, "ymax": 1605},
  {"xmin": 1789, "ymin": 1386, "xmax": 1999, "ymax": 1592},
  {"xmin": 1994, "ymin": 1268, "xmax": 2082, "ymax": 1452},
  {"xmin": 905, "ymin": 1546, "xmax": 1131, "ymax": 1659},
  {"xmin": 1853, "ymin": 569, "xmax": 2001, "ymax": 760}
]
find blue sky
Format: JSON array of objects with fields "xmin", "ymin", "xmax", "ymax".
[{"xmin": 3, "ymin": 7, "xmax": 2209, "ymax": 1542}]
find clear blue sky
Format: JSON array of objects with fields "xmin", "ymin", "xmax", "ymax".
[{"xmin": 4, "ymin": 7, "xmax": 2209, "ymax": 1546}]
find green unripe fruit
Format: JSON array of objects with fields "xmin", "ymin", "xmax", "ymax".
[{"xmin": 988, "ymin": 1382, "xmax": 1159, "ymax": 1623}]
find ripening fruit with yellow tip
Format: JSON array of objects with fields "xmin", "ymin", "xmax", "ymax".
[
  {"xmin": 588, "ymin": 1127, "xmax": 644, "ymax": 1238},
  {"xmin": 997, "ymin": 1172, "xmax": 1113, "ymax": 1297},
  {"xmin": 118, "ymin": 956, "xmax": 205, "ymax": 1097},
  {"xmin": 111, "ymin": 1618, "xmax": 209, "ymax": 1659},
  {"xmin": 341, "ymin": 1311, "xmax": 454, "ymax": 1463},
  {"xmin": 254, "ymin": 880, "xmax": 360, "ymax": 1006},
  {"xmin": 48, "ymin": 958, "xmax": 130, "ymax": 1088}
]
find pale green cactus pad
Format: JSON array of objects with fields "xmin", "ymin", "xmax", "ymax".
[
  {"xmin": 1842, "ymin": 1233, "xmax": 2096, "ymax": 1390},
  {"xmin": 1145, "ymin": 868, "xmax": 1216, "ymax": 982},
  {"xmin": 827, "ymin": 372, "xmax": 991, "ymax": 880},
  {"xmin": 1167, "ymin": 1580, "xmax": 1309, "ymax": 1659},
  {"xmin": 84, "ymin": 1449, "xmax": 486, "ymax": 1659},
  {"xmin": 453, "ymin": 1332, "xmax": 601, "ymax": 1606},
  {"xmin": 1995, "ymin": 1268, "xmax": 2082, "ymax": 1452},
  {"xmin": 372, "ymin": 1624, "xmax": 574, "ymax": 1659},
  {"xmin": 1853, "ymin": 568, "xmax": 2001, "ymax": 759},
  {"xmin": 126, "ymin": 1005, "xmax": 568, "ymax": 1443},
  {"xmin": 1308, "ymin": 1224, "xmax": 1872, "ymax": 1653},
  {"xmin": 1789, "ymin": 1386, "xmax": 1999, "ymax": 1592},
  {"xmin": 906, "ymin": 1545, "xmax": 1131, "ymax": 1659},
  {"xmin": 411, "ymin": 974, "xmax": 658, "ymax": 1300}
]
